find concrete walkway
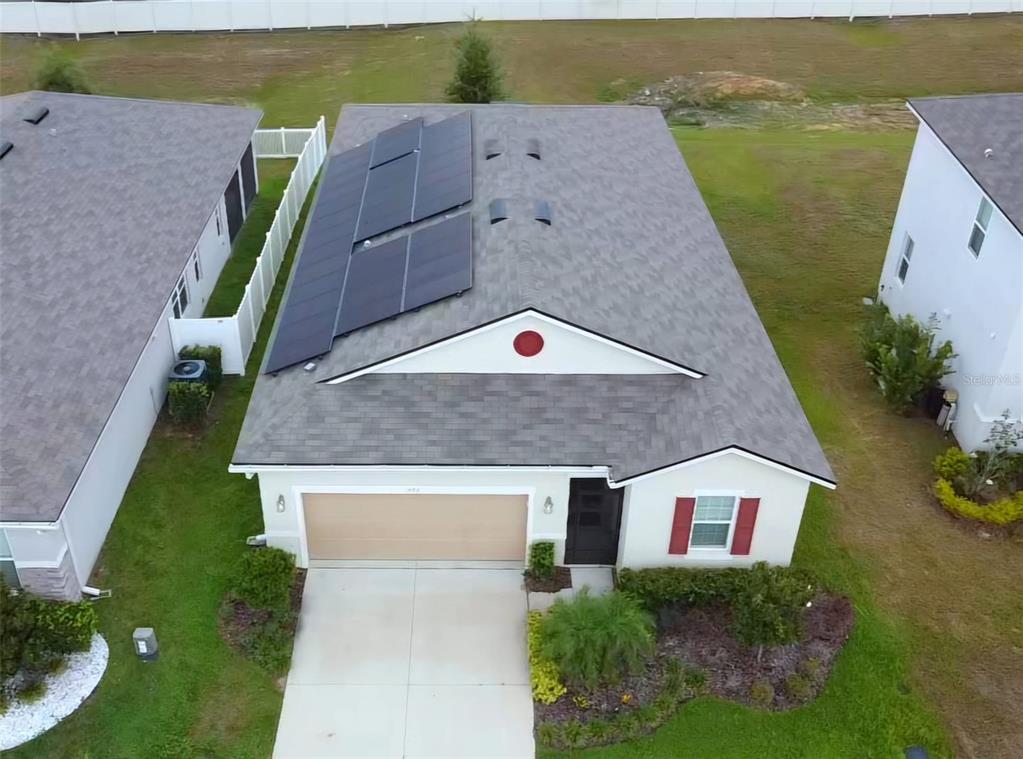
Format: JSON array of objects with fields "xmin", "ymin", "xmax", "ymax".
[{"xmin": 273, "ymin": 567, "xmax": 534, "ymax": 758}]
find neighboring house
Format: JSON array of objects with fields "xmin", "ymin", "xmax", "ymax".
[
  {"xmin": 231, "ymin": 104, "xmax": 834, "ymax": 571},
  {"xmin": 0, "ymin": 92, "xmax": 262, "ymax": 599},
  {"xmin": 878, "ymin": 94, "xmax": 1023, "ymax": 452}
]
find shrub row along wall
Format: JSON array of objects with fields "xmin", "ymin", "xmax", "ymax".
[{"xmin": 1, "ymin": 1, "xmax": 1018, "ymax": 38}]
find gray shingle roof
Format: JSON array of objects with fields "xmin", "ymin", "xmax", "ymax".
[
  {"xmin": 909, "ymin": 94, "xmax": 1023, "ymax": 234},
  {"xmin": 233, "ymin": 104, "xmax": 833, "ymax": 484},
  {"xmin": 0, "ymin": 92, "xmax": 261, "ymax": 522}
]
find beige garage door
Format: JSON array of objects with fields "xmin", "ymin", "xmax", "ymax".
[{"xmin": 302, "ymin": 493, "xmax": 528, "ymax": 561}]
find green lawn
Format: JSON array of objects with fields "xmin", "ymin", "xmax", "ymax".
[{"xmin": 4, "ymin": 17, "xmax": 1022, "ymax": 759}]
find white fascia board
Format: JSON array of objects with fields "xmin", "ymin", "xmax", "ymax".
[
  {"xmin": 0, "ymin": 520, "xmax": 61, "ymax": 530},
  {"xmin": 322, "ymin": 310, "xmax": 705, "ymax": 384},
  {"xmin": 610, "ymin": 447, "xmax": 837, "ymax": 490},
  {"xmin": 907, "ymin": 106, "xmax": 1021, "ymax": 237},
  {"xmin": 228, "ymin": 463, "xmax": 610, "ymax": 476}
]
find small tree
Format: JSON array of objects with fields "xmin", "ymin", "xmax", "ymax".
[
  {"xmin": 34, "ymin": 49, "xmax": 91, "ymax": 94},
  {"xmin": 961, "ymin": 410, "xmax": 1023, "ymax": 497},
  {"xmin": 445, "ymin": 25, "xmax": 504, "ymax": 104}
]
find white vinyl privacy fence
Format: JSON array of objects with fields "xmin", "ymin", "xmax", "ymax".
[
  {"xmin": 0, "ymin": 1, "xmax": 1017, "ymax": 37},
  {"xmin": 169, "ymin": 117, "xmax": 326, "ymax": 375}
]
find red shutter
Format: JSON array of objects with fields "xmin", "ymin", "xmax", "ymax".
[
  {"xmin": 668, "ymin": 497, "xmax": 696, "ymax": 555},
  {"xmin": 730, "ymin": 497, "xmax": 760, "ymax": 555}
]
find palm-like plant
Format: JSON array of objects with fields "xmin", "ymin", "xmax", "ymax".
[{"xmin": 538, "ymin": 590, "xmax": 654, "ymax": 691}]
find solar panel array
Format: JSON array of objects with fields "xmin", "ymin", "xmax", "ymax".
[{"xmin": 264, "ymin": 112, "xmax": 474, "ymax": 374}]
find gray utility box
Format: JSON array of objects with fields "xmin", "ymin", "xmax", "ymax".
[{"xmin": 133, "ymin": 627, "xmax": 159, "ymax": 661}]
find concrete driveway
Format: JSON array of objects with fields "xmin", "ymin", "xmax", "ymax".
[{"xmin": 273, "ymin": 566, "xmax": 534, "ymax": 758}]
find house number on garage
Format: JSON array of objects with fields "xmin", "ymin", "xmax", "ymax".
[{"xmin": 405, "ymin": 487, "xmax": 422, "ymax": 493}]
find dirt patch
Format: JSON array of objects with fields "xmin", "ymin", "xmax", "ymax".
[
  {"xmin": 626, "ymin": 72, "xmax": 916, "ymax": 131},
  {"xmin": 657, "ymin": 593, "xmax": 854, "ymax": 710},
  {"xmin": 218, "ymin": 569, "xmax": 306, "ymax": 670},
  {"xmin": 524, "ymin": 567, "xmax": 572, "ymax": 593}
]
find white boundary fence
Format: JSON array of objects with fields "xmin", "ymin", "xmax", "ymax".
[
  {"xmin": 169, "ymin": 117, "xmax": 327, "ymax": 375},
  {"xmin": 0, "ymin": 1, "xmax": 1017, "ymax": 38}
]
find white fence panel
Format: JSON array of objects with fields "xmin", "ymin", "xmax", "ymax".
[
  {"xmin": 167, "ymin": 117, "xmax": 326, "ymax": 375},
  {"xmin": 169, "ymin": 316, "xmax": 247, "ymax": 374},
  {"xmin": 1, "ymin": 0, "xmax": 1018, "ymax": 35}
]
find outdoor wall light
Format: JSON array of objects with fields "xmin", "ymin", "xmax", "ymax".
[
  {"xmin": 276, "ymin": 495, "xmax": 286, "ymax": 513},
  {"xmin": 543, "ymin": 496, "xmax": 554, "ymax": 515}
]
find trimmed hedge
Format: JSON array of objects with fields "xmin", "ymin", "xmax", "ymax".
[
  {"xmin": 932, "ymin": 447, "xmax": 972, "ymax": 482},
  {"xmin": 934, "ymin": 478, "xmax": 1023, "ymax": 525},
  {"xmin": 179, "ymin": 345, "xmax": 223, "ymax": 390},
  {"xmin": 618, "ymin": 562, "xmax": 816, "ymax": 648},
  {"xmin": 168, "ymin": 380, "xmax": 210, "ymax": 425},
  {"xmin": 528, "ymin": 611, "xmax": 566, "ymax": 704},
  {"xmin": 527, "ymin": 541, "xmax": 555, "ymax": 581},
  {"xmin": 231, "ymin": 547, "xmax": 295, "ymax": 612}
]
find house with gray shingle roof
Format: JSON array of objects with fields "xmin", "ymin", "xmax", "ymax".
[
  {"xmin": 0, "ymin": 91, "xmax": 261, "ymax": 598},
  {"xmin": 230, "ymin": 104, "xmax": 834, "ymax": 571},
  {"xmin": 877, "ymin": 93, "xmax": 1022, "ymax": 452}
]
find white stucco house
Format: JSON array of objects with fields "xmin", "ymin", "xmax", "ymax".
[
  {"xmin": 878, "ymin": 94, "xmax": 1022, "ymax": 452},
  {"xmin": 231, "ymin": 104, "xmax": 834, "ymax": 571},
  {"xmin": 0, "ymin": 92, "xmax": 261, "ymax": 598}
]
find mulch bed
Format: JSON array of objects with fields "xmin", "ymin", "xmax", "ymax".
[
  {"xmin": 218, "ymin": 568, "xmax": 306, "ymax": 654},
  {"xmin": 535, "ymin": 591, "xmax": 853, "ymax": 725},
  {"xmin": 524, "ymin": 566, "xmax": 572, "ymax": 593},
  {"xmin": 657, "ymin": 592, "xmax": 854, "ymax": 710}
]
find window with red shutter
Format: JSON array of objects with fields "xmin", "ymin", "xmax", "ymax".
[
  {"xmin": 668, "ymin": 497, "xmax": 696, "ymax": 554},
  {"xmin": 730, "ymin": 497, "xmax": 760, "ymax": 555}
]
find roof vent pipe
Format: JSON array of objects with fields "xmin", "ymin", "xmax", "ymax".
[
  {"xmin": 526, "ymin": 138, "xmax": 541, "ymax": 160},
  {"xmin": 0, "ymin": 141, "xmax": 12, "ymax": 160},
  {"xmin": 984, "ymin": 148, "xmax": 994, "ymax": 159},
  {"xmin": 534, "ymin": 200, "xmax": 552, "ymax": 226},
  {"xmin": 22, "ymin": 106, "xmax": 49, "ymax": 125},
  {"xmin": 489, "ymin": 199, "xmax": 509, "ymax": 224},
  {"xmin": 484, "ymin": 138, "xmax": 502, "ymax": 160}
]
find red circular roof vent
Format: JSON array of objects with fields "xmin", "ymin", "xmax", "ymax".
[{"xmin": 513, "ymin": 330, "xmax": 544, "ymax": 357}]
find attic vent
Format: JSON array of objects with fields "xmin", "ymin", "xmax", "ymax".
[
  {"xmin": 22, "ymin": 106, "xmax": 49, "ymax": 125},
  {"xmin": 484, "ymin": 138, "xmax": 502, "ymax": 160},
  {"xmin": 526, "ymin": 138, "xmax": 541, "ymax": 160},
  {"xmin": 0, "ymin": 141, "xmax": 12, "ymax": 161},
  {"xmin": 489, "ymin": 199, "xmax": 509, "ymax": 225},
  {"xmin": 534, "ymin": 200, "xmax": 552, "ymax": 226}
]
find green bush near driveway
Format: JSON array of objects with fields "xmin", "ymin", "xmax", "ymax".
[
  {"xmin": 230, "ymin": 547, "xmax": 295, "ymax": 612},
  {"xmin": 538, "ymin": 590, "xmax": 654, "ymax": 691},
  {"xmin": 527, "ymin": 541, "xmax": 556, "ymax": 581}
]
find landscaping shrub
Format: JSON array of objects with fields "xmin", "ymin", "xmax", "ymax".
[
  {"xmin": 231, "ymin": 547, "xmax": 295, "ymax": 612},
  {"xmin": 527, "ymin": 611, "xmax": 566, "ymax": 704},
  {"xmin": 617, "ymin": 565, "xmax": 748, "ymax": 609},
  {"xmin": 34, "ymin": 48, "xmax": 91, "ymax": 93},
  {"xmin": 168, "ymin": 380, "xmax": 210, "ymax": 425},
  {"xmin": 445, "ymin": 25, "xmax": 504, "ymax": 103},
  {"xmin": 934, "ymin": 478, "xmax": 1023, "ymax": 525},
  {"xmin": 527, "ymin": 541, "xmax": 555, "ymax": 581},
  {"xmin": 179, "ymin": 345, "xmax": 223, "ymax": 390},
  {"xmin": 786, "ymin": 672, "xmax": 812, "ymax": 700},
  {"xmin": 933, "ymin": 447, "xmax": 972, "ymax": 482},
  {"xmin": 0, "ymin": 580, "xmax": 98, "ymax": 698},
  {"xmin": 730, "ymin": 562, "xmax": 815, "ymax": 648},
  {"xmin": 538, "ymin": 590, "xmax": 654, "ymax": 690},
  {"xmin": 860, "ymin": 303, "xmax": 955, "ymax": 412},
  {"xmin": 750, "ymin": 679, "xmax": 775, "ymax": 707}
]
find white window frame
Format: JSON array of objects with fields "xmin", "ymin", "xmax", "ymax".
[
  {"xmin": 897, "ymin": 234, "xmax": 914, "ymax": 285},
  {"xmin": 171, "ymin": 275, "xmax": 190, "ymax": 319},
  {"xmin": 191, "ymin": 249, "xmax": 202, "ymax": 282},
  {"xmin": 687, "ymin": 490, "xmax": 743, "ymax": 553},
  {"xmin": 968, "ymin": 197, "xmax": 993, "ymax": 258},
  {"xmin": 0, "ymin": 529, "xmax": 20, "ymax": 588}
]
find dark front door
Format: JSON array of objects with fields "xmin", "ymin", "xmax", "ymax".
[
  {"xmin": 224, "ymin": 169, "xmax": 243, "ymax": 242},
  {"xmin": 564, "ymin": 478, "xmax": 623, "ymax": 565}
]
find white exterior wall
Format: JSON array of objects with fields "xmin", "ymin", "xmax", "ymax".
[
  {"xmin": 618, "ymin": 453, "xmax": 810, "ymax": 568},
  {"xmin": 879, "ymin": 122, "xmax": 1023, "ymax": 451},
  {"xmin": 244, "ymin": 451, "xmax": 813, "ymax": 570},
  {"xmin": 6, "ymin": 186, "xmax": 239, "ymax": 593},
  {"xmin": 360, "ymin": 313, "xmax": 681, "ymax": 377}
]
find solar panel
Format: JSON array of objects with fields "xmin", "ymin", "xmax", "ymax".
[
  {"xmin": 404, "ymin": 213, "xmax": 473, "ymax": 311},
  {"xmin": 370, "ymin": 117, "xmax": 423, "ymax": 168},
  {"xmin": 264, "ymin": 143, "xmax": 371, "ymax": 373},
  {"xmin": 413, "ymin": 111, "xmax": 473, "ymax": 222},
  {"xmin": 335, "ymin": 237, "xmax": 410, "ymax": 335},
  {"xmin": 354, "ymin": 151, "xmax": 417, "ymax": 242}
]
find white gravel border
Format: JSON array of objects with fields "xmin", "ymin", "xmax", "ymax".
[{"xmin": 0, "ymin": 634, "xmax": 109, "ymax": 750}]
